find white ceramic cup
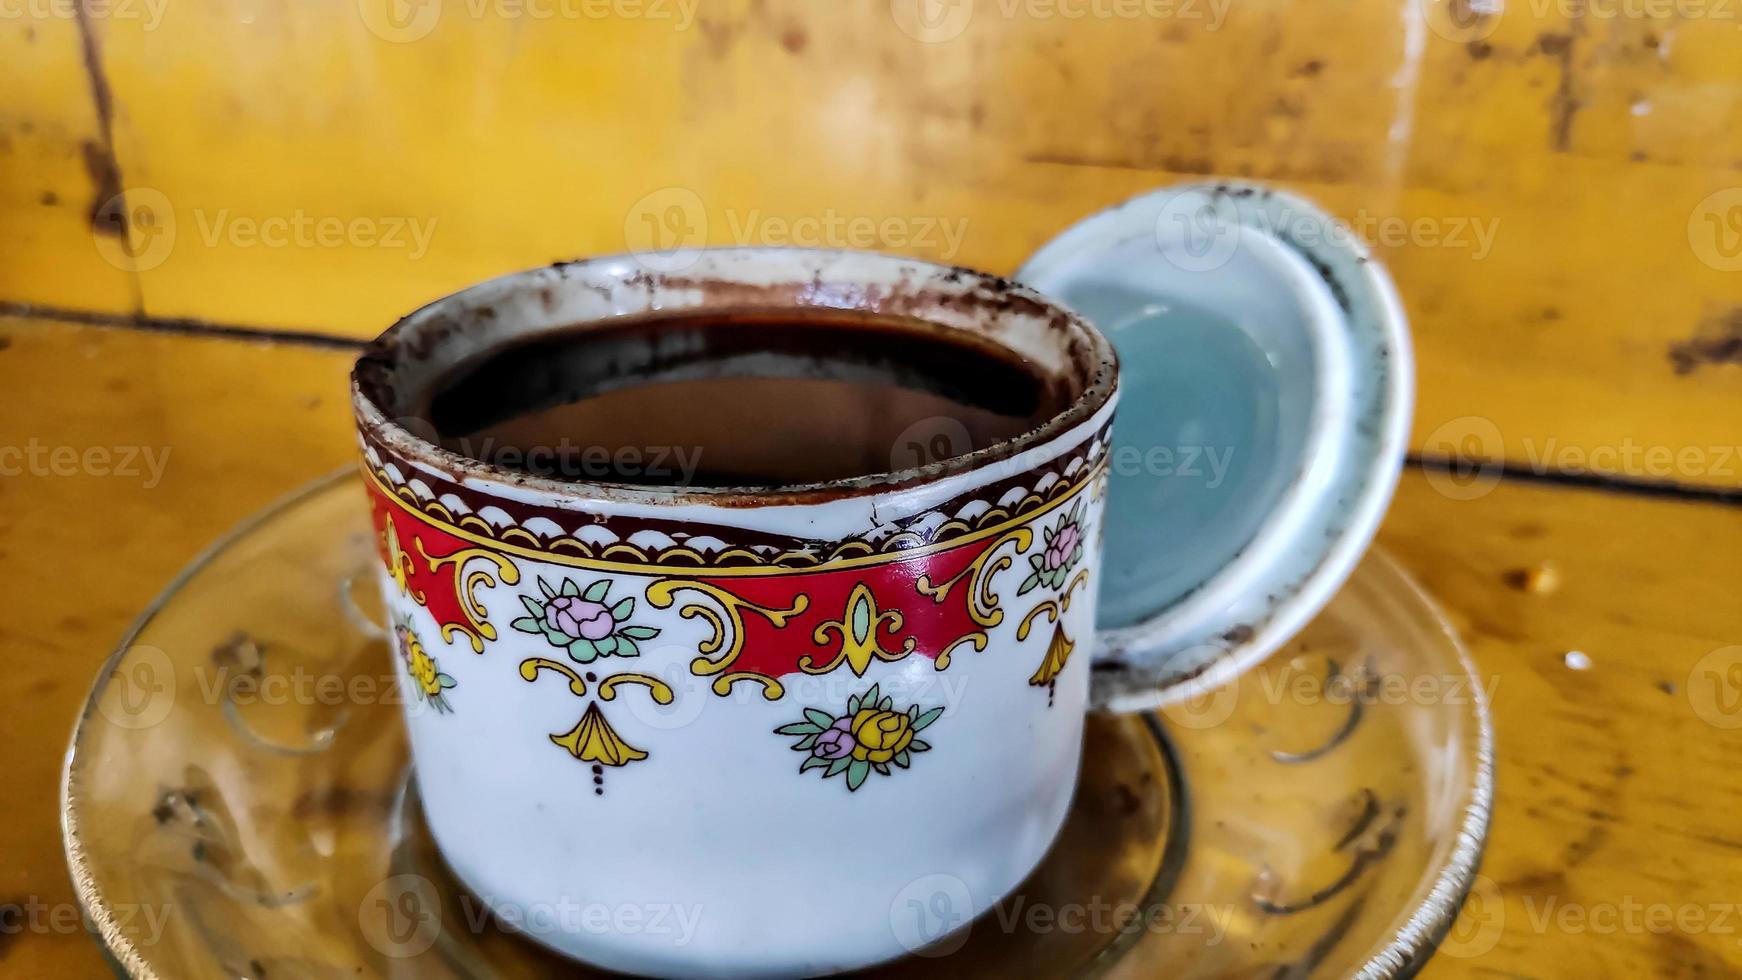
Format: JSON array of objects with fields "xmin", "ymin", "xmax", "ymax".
[{"xmin": 352, "ymin": 250, "xmax": 1124, "ymax": 976}]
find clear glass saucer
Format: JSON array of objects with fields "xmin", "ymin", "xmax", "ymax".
[{"xmin": 63, "ymin": 471, "xmax": 1491, "ymax": 978}]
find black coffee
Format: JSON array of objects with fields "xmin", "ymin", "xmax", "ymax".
[{"xmin": 420, "ymin": 309, "xmax": 1065, "ymax": 487}]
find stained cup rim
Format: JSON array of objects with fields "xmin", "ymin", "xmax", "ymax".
[{"xmin": 351, "ymin": 247, "xmax": 1119, "ymax": 507}]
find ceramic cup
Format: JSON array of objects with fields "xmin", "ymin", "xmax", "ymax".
[
  {"xmin": 352, "ymin": 250, "xmax": 1123, "ymax": 976},
  {"xmin": 349, "ymin": 202, "xmax": 1415, "ymax": 974}
]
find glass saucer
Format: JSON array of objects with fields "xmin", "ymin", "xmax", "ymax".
[{"xmin": 63, "ymin": 472, "xmax": 1491, "ymax": 978}]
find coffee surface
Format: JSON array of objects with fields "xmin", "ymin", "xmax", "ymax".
[{"xmin": 422, "ymin": 310, "xmax": 1063, "ymax": 487}]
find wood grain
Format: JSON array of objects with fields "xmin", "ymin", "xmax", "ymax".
[
  {"xmin": 0, "ymin": 3, "xmax": 1738, "ymax": 484},
  {"xmin": 0, "ymin": 17, "xmax": 134, "ymax": 312}
]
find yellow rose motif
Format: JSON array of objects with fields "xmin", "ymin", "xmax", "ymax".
[
  {"xmin": 395, "ymin": 621, "xmax": 457, "ymax": 714},
  {"xmin": 778, "ymin": 683, "xmax": 942, "ymax": 791},
  {"xmin": 411, "ymin": 649, "xmax": 441, "ymax": 696},
  {"xmin": 850, "ymin": 708, "xmax": 915, "ymax": 764}
]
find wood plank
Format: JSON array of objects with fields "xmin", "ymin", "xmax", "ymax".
[
  {"xmin": 4, "ymin": 3, "xmax": 1741, "ymax": 484},
  {"xmin": 0, "ymin": 16, "xmax": 136, "ymax": 312},
  {"xmin": 1381, "ymin": 473, "xmax": 1742, "ymax": 978}
]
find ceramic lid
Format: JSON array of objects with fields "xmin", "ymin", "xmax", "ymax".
[{"xmin": 1017, "ymin": 182, "xmax": 1413, "ymax": 711}]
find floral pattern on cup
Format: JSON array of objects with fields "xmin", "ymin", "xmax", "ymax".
[
  {"xmin": 775, "ymin": 683, "xmax": 942, "ymax": 791},
  {"xmin": 395, "ymin": 620, "xmax": 456, "ymax": 714},
  {"xmin": 1019, "ymin": 499, "xmax": 1086, "ymax": 595},
  {"xmin": 511, "ymin": 577, "xmax": 662, "ymax": 663}
]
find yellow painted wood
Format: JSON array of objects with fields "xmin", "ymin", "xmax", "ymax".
[
  {"xmin": 0, "ymin": 17, "xmax": 136, "ymax": 312},
  {"xmin": 1381, "ymin": 469, "xmax": 1742, "ymax": 978},
  {"xmin": 0, "ymin": 3, "xmax": 1737, "ymax": 484},
  {"xmin": 0, "ymin": 315, "xmax": 1738, "ymax": 976}
]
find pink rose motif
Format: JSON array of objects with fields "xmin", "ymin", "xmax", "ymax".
[
  {"xmin": 1044, "ymin": 522, "xmax": 1082, "ymax": 571},
  {"xmin": 812, "ymin": 717, "xmax": 857, "ymax": 760},
  {"xmin": 1021, "ymin": 501, "xmax": 1088, "ymax": 595},
  {"xmin": 546, "ymin": 596, "xmax": 615, "ymax": 641}
]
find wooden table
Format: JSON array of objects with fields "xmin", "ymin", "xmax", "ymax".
[{"xmin": 2, "ymin": 3, "xmax": 1739, "ymax": 976}]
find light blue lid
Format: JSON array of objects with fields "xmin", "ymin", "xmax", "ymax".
[{"xmin": 1018, "ymin": 183, "xmax": 1413, "ymax": 710}]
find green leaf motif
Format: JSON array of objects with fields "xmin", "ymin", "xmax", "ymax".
[
  {"xmin": 538, "ymin": 578, "xmax": 556, "ymax": 599},
  {"xmin": 510, "ymin": 616, "xmax": 542, "ymax": 634},
  {"xmin": 519, "ymin": 594, "xmax": 546, "ymax": 617},
  {"xmin": 826, "ymin": 757, "xmax": 851, "ymax": 778},
  {"xmin": 615, "ymin": 637, "xmax": 641, "ymax": 658},
  {"xmin": 1018, "ymin": 573, "xmax": 1041, "ymax": 596},
  {"xmin": 620, "ymin": 625, "xmax": 661, "ymax": 640},
  {"xmin": 582, "ymin": 579, "xmax": 610, "ymax": 601},
  {"xmin": 910, "ymin": 739, "xmax": 931, "ymax": 753},
  {"xmin": 912, "ymin": 707, "xmax": 944, "ymax": 731},
  {"xmin": 594, "ymin": 635, "xmax": 620, "ymax": 657},
  {"xmin": 568, "ymin": 638, "xmax": 599, "ymax": 662},
  {"xmin": 775, "ymin": 721, "xmax": 822, "ymax": 736},
  {"xmin": 610, "ymin": 597, "xmax": 635, "ymax": 620},
  {"xmin": 796, "ymin": 733, "xmax": 819, "ymax": 750},
  {"xmin": 800, "ymin": 756, "xmax": 830, "ymax": 773},
  {"xmin": 850, "ymin": 592, "xmax": 872, "ymax": 642},
  {"xmin": 804, "ymin": 708, "xmax": 836, "ymax": 729},
  {"xmin": 437, "ymin": 673, "xmax": 456, "ymax": 689},
  {"xmin": 893, "ymin": 750, "xmax": 911, "ymax": 768},
  {"xmin": 846, "ymin": 759, "xmax": 870, "ymax": 791},
  {"xmin": 878, "ymin": 696, "xmax": 893, "ymax": 710}
]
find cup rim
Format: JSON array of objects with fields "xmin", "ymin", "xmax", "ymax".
[{"xmin": 352, "ymin": 247, "xmax": 1119, "ymax": 507}]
